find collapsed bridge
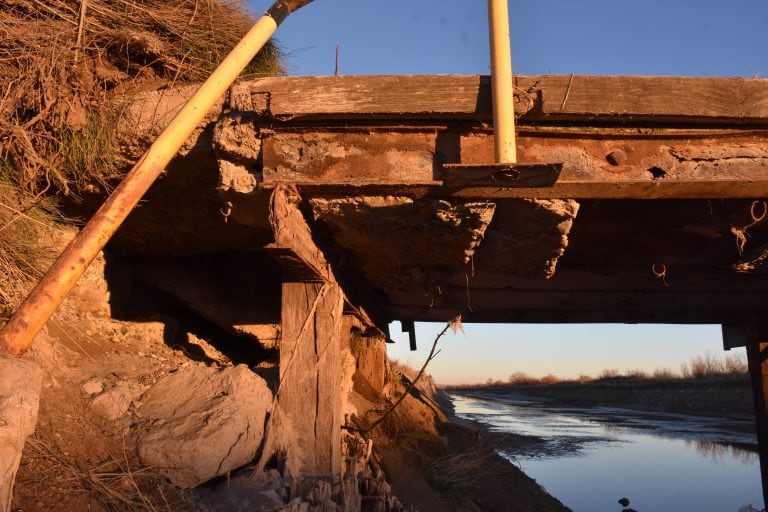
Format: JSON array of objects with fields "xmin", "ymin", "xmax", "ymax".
[
  {"xmin": 98, "ymin": 73, "xmax": 768, "ymax": 504},
  {"xmin": 3, "ymin": 73, "xmax": 768, "ymax": 509}
]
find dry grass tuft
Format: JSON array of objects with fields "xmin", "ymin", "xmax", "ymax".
[
  {"xmin": 0, "ymin": 183, "xmax": 68, "ymax": 319},
  {"xmin": 21, "ymin": 434, "xmax": 189, "ymax": 511},
  {"xmin": 0, "ymin": 0, "xmax": 282, "ymax": 199},
  {"xmin": 427, "ymin": 449, "xmax": 496, "ymax": 499}
]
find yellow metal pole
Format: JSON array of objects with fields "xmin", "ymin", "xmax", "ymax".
[
  {"xmin": 0, "ymin": 0, "xmax": 312, "ymax": 356},
  {"xmin": 488, "ymin": 0, "xmax": 517, "ymax": 164}
]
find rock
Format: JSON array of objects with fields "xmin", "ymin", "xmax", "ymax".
[
  {"xmin": 90, "ymin": 382, "xmax": 141, "ymax": 420},
  {"xmin": 82, "ymin": 378, "xmax": 104, "ymax": 396},
  {"xmin": 0, "ymin": 356, "xmax": 43, "ymax": 512},
  {"xmin": 137, "ymin": 365, "xmax": 273, "ymax": 488}
]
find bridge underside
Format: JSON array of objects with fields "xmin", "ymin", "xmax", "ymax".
[
  {"xmin": 103, "ymin": 74, "xmax": 768, "ymax": 505},
  {"xmin": 113, "ymin": 74, "xmax": 768, "ymax": 327}
]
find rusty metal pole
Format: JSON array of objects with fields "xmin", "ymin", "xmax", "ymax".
[
  {"xmin": 488, "ymin": 0, "xmax": 517, "ymax": 164},
  {"xmin": 0, "ymin": 0, "xmax": 314, "ymax": 356}
]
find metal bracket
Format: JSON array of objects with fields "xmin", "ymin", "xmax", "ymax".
[
  {"xmin": 401, "ymin": 320, "xmax": 417, "ymax": 351},
  {"xmin": 442, "ymin": 162, "xmax": 563, "ymax": 188}
]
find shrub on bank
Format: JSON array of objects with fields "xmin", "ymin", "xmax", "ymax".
[{"xmin": 447, "ymin": 351, "xmax": 749, "ymax": 389}]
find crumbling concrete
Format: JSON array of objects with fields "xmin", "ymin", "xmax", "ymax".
[{"xmin": 310, "ymin": 196, "xmax": 496, "ymax": 293}]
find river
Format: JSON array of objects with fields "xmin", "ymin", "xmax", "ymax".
[{"xmin": 450, "ymin": 392, "xmax": 762, "ymax": 512}]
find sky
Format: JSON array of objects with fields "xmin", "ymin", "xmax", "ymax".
[{"xmin": 246, "ymin": 0, "xmax": 766, "ymax": 385}]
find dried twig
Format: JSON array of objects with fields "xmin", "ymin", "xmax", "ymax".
[{"xmin": 362, "ymin": 315, "xmax": 463, "ymax": 433}]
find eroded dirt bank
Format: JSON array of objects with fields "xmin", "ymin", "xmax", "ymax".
[{"xmin": 4, "ymin": 246, "xmax": 569, "ymax": 512}]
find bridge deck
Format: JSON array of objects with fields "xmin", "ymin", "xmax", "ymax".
[{"xmin": 212, "ymin": 74, "xmax": 768, "ymax": 325}]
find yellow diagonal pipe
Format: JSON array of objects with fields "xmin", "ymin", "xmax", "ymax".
[
  {"xmin": 488, "ymin": 0, "xmax": 517, "ymax": 164},
  {"xmin": 0, "ymin": 0, "xmax": 312, "ymax": 355}
]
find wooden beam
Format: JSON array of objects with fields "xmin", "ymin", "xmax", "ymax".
[
  {"xmin": 387, "ymin": 305, "xmax": 765, "ymax": 325},
  {"xmin": 289, "ymin": 179, "xmax": 768, "ymax": 200},
  {"xmin": 386, "ymin": 287, "xmax": 768, "ymax": 324},
  {"xmin": 265, "ymin": 185, "xmax": 331, "ymax": 282},
  {"xmin": 265, "ymin": 185, "xmax": 388, "ymax": 335},
  {"xmin": 246, "ymin": 75, "xmax": 768, "ymax": 125},
  {"xmin": 447, "ymin": 179, "xmax": 768, "ymax": 200},
  {"xmin": 746, "ymin": 319, "xmax": 768, "ymax": 510},
  {"xmin": 389, "ymin": 287, "xmax": 768, "ymax": 309},
  {"xmin": 272, "ymin": 281, "xmax": 344, "ymax": 491}
]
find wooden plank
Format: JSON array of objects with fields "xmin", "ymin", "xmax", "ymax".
[
  {"xmin": 266, "ymin": 185, "xmax": 332, "ymax": 282},
  {"xmin": 246, "ymin": 75, "xmax": 768, "ymax": 124},
  {"xmin": 387, "ymin": 288, "xmax": 768, "ymax": 312},
  {"xmin": 537, "ymin": 75, "xmax": 768, "ymax": 123},
  {"xmin": 293, "ymin": 179, "xmax": 768, "ymax": 200},
  {"xmin": 386, "ymin": 304, "xmax": 766, "ymax": 325},
  {"xmin": 249, "ymin": 75, "xmax": 492, "ymax": 119},
  {"xmin": 450, "ymin": 180, "xmax": 768, "ymax": 200},
  {"xmin": 385, "ymin": 286, "xmax": 768, "ymax": 324},
  {"xmin": 274, "ymin": 281, "xmax": 344, "ymax": 490},
  {"xmin": 264, "ymin": 185, "xmax": 388, "ymax": 337}
]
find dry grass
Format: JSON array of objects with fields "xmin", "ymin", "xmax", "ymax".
[
  {"xmin": 0, "ymin": 183, "xmax": 68, "ymax": 318},
  {"xmin": 0, "ymin": 0, "xmax": 282, "ymax": 199},
  {"xmin": 453, "ymin": 351, "xmax": 749, "ymax": 390},
  {"xmin": 0, "ymin": 0, "xmax": 282, "ymax": 314},
  {"xmin": 20, "ymin": 434, "xmax": 190, "ymax": 511},
  {"xmin": 427, "ymin": 449, "xmax": 496, "ymax": 500},
  {"xmin": 680, "ymin": 351, "xmax": 748, "ymax": 379}
]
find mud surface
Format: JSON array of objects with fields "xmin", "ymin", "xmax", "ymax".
[{"xmin": 452, "ymin": 377, "xmax": 756, "ymax": 423}]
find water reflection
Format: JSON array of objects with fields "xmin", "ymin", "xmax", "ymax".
[
  {"xmin": 686, "ymin": 439, "xmax": 757, "ymax": 465},
  {"xmin": 450, "ymin": 393, "xmax": 762, "ymax": 512}
]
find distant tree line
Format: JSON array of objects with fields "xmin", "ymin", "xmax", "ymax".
[{"xmin": 447, "ymin": 351, "xmax": 748, "ymax": 389}]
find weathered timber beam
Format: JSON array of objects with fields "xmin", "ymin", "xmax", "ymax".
[
  {"xmin": 258, "ymin": 128, "xmax": 768, "ymax": 199},
  {"xmin": 269, "ymin": 280, "xmax": 344, "ymax": 492},
  {"xmin": 442, "ymin": 270, "xmax": 768, "ymax": 293},
  {"xmin": 265, "ymin": 185, "xmax": 389, "ymax": 333},
  {"xmin": 722, "ymin": 322, "xmax": 768, "ymax": 349},
  {"xmin": 290, "ymin": 179, "xmax": 768, "ymax": 200},
  {"xmin": 387, "ymin": 288, "xmax": 768, "ymax": 312},
  {"xmin": 445, "ymin": 180, "xmax": 768, "ymax": 200},
  {"xmin": 243, "ymin": 75, "xmax": 768, "ymax": 125},
  {"xmin": 387, "ymin": 304, "xmax": 768, "ymax": 325},
  {"xmin": 385, "ymin": 287, "xmax": 768, "ymax": 324},
  {"xmin": 266, "ymin": 186, "xmax": 330, "ymax": 282}
]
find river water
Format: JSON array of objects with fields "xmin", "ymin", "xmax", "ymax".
[{"xmin": 450, "ymin": 392, "xmax": 762, "ymax": 512}]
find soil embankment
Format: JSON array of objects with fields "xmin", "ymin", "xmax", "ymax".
[{"xmin": 4, "ymin": 252, "xmax": 571, "ymax": 511}]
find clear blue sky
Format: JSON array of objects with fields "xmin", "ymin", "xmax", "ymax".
[
  {"xmin": 249, "ymin": 0, "xmax": 767, "ymax": 77},
  {"xmin": 247, "ymin": 0, "xmax": 765, "ymax": 385}
]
